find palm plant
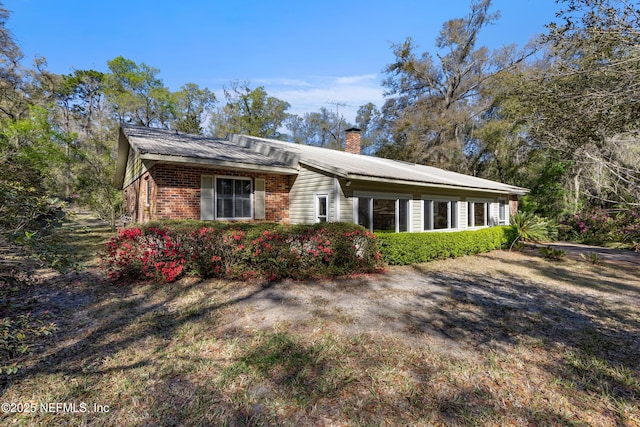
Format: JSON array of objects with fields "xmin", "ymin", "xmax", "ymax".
[{"xmin": 510, "ymin": 211, "xmax": 558, "ymax": 250}]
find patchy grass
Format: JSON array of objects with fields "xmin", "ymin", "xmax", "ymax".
[
  {"xmin": 1, "ymin": 215, "xmax": 639, "ymax": 426},
  {"xmin": 39, "ymin": 209, "xmax": 115, "ymax": 270}
]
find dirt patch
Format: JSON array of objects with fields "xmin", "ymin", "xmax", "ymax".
[{"xmin": 218, "ymin": 249, "xmax": 640, "ymax": 360}]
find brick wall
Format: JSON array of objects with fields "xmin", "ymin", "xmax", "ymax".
[
  {"xmin": 124, "ymin": 163, "xmax": 290, "ymax": 223},
  {"xmin": 345, "ymin": 129, "xmax": 361, "ymax": 155},
  {"xmin": 509, "ymin": 194, "xmax": 519, "ymax": 215}
]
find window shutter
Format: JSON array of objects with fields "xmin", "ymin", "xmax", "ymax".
[
  {"xmin": 201, "ymin": 175, "xmax": 214, "ymax": 220},
  {"xmin": 254, "ymin": 178, "xmax": 266, "ymax": 220}
]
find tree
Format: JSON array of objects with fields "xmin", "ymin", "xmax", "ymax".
[
  {"xmin": 210, "ymin": 81, "xmax": 290, "ymax": 138},
  {"xmin": 75, "ymin": 131, "xmax": 122, "ymax": 230},
  {"xmin": 380, "ymin": 0, "xmax": 498, "ymax": 170},
  {"xmin": 286, "ymin": 107, "xmax": 351, "ymax": 149},
  {"xmin": 0, "ymin": 2, "xmax": 30, "ymax": 121},
  {"xmin": 355, "ymin": 102, "xmax": 387, "ymax": 155},
  {"xmin": 379, "ymin": 0, "xmax": 535, "ymax": 174},
  {"xmin": 0, "ymin": 106, "xmax": 69, "ymax": 194},
  {"xmin": 105, "ymin": 56, "xmax": 174, "ymax": 127},
  {"xmin": 50, "ymin": 67, "xmax": 123, "ymax": 228},
  {"xmin": 172, "ymin": 83, "xmax": 216, "ymax": 135},
  {"xmin": 516, "ymin": 0, "xmax": 640, "ymax": 210},
  {"xmin": 57, "ymin": 70, "xmax": 108, "ymax": 137}
]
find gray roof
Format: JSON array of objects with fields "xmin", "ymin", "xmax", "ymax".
[
  {"xmin": 121, "ymin": 125, "xmax": 298, "ymax": 171},
  {"xmin": 230, "ymin": 134, "xmax": 529, "ymax": 194},
  {"xmin": 118, "ymin": 124, "xmax": 528, "ymax": 195}
]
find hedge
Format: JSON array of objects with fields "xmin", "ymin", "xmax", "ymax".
[
  {"xmin": 101, "ymin": 221, "xmax": 384, "ymax": 283},
  {"xmin": 376, "ymin": 226, "xmax": 517, "ymax": 265}
]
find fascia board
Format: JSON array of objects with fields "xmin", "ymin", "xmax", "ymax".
[
  {"xmin": 346, "ymin": 173, "xmax": 529, "ymax": 195},
  {"xmin": 139, "ymin": 153, "xmax": 299, "ymax": 175}
]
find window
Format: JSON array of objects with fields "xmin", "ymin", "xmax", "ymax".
[
  {"xmin": 145, "ymin": 178, "xmax": 151, "ymax": 206},
  {"xmin": 356, "ymin": 196, "xmax": 410, "ymax": 232},
  {"xmin": 215, "ymin": 177, "xmax": 252, "ymax": 219},
  {"xmin": 498, "ymin": 198, "xmax": 508, "ymax": 225},
  {"xmin": 467, "ymin": 201, "xmax": 489, "ymax": 227},
  {"xmin": 423, "ymin": 199, "xmax": 458, "ymax": 230},
  {"xmin": 315, "ymin": 194, "xmax": 329, "ymax": 223},
  {"xmin": 398, "ymin": 199, "xmax": 409, "ymax": 232}
]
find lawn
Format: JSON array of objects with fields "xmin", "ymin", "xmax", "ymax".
[{"xmin": 1, "ymin": 214, "xmax": 639, "ymax": 426}]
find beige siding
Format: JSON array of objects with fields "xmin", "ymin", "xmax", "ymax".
[
  {"xmin": 339, "ymin": 192, "xmax": 353, "ymax": 222},
  {"xmin": 490, "ymin": 201, "xmax": 499, "ymax": 226},
  {"xmin": 459, "ymin": 200, "xmax": 468, "ymax": 229},
  {"xmin": 290, "ymin": 170, "xmax": 509, "ymax": 230},
  {"xmin": 411, "ymin": 199, "xmax": 421, "ymax": 232},
  {"xmin": 289, "ymin": 166, "xmax": 337, "ymax": 224},
  {"xmin": 123, "ymin": 146, "xmax": 149, "ymax": 188}
]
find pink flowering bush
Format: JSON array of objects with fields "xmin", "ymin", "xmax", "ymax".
[
  {"xmin": 188, "ymin": 227, "xmax": 247, "ymax": 278},
  {"xmin": 101, "ymin": 222, "xmax": 383, "ymax": 283},
  {"xmin": 562, "ymin": 209, "xmax": 640, "ymax": 250},
  {"xmin": 102, "ymin": 226, "xmax": 187, "ymax": 283},
  {"xmin": 251, "ymin": 224, "xmax": 384, "ymax": 281}
]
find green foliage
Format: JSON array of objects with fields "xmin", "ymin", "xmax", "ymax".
[
  {"xmin": 210, "ymin": 81, "xmax": 290, "ymax": 139},
  {"xmin": 509, "ymin": 211, "xmax": 558, "ymax": 250},
  {"xmin": 101, "ymin": 222, "xmax": 383, "ymax": 283},
  {"xmin": 173, "ymin": 83, "xmax": 216, "ymax": 135},
  {"xmin": 580, "ymin": 252, "xmax": 603, "ymax": 265},
  {"xmin": 0, "ymin": 269, "xmax": 57, "ymax": 375},
  {"xmin": 0, "ymin": 3, "xmax": 31, "ymax": 122},
  {"xmin": 0, "ymin": 150, "xmax": 64, "ymax": 239},
  {"xmin": 1, "ymin": 106, "xmax": 69, "ymax": 189},
  {"xmin": 105, "ymin": 56, "xmax": 173, "ymax": 127},
  {"xmin": 522, "ymin": 158, "xmax": 572, "ymax": 219},
  {"xmin": 375, "ymin": 226, "xmax": 515, "ymax": 266},
  {"xmin": 378, "ymin": 0, "xmax": 534, "ymax": 174},
  {"xmin": 538, "ymin": 246, "xmax": 566, "ymax": 260},
  {"xmin": 74, "ymin": 134, "xmax": 122, "ymax": 230},
  {"xmin": 514, "ymin": 0, "xmax": 640, "ymax": 211}
]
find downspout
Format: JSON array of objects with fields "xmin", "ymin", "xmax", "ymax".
[{"xmin": 334, "ymin": 176, "xmax": 340, "ymax": 222}]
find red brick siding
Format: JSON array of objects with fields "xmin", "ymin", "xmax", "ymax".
[
  {"xmin": 124, "ymin": 163, "xmax": 290, "ymax": 223},
  {"xmin": 509, "ymin": 194, "xmax": 519, "ymax": 215},
  {"xmin": 345, "ymin": 130, "xmax": 361, "ymax": 155}
]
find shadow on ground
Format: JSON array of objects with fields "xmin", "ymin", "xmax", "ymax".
[{"xmin": 2, "ymin": 222, "xmax": 639, "ymax": 426}]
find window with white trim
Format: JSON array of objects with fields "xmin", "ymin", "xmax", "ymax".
[
  {"xmin": 215, "ymin": 177, "xmax": 252, "ymax": 219},
  {"xmin": 315, "ymin": 194, "xmax": 329, "ymax": 223},
  {"xmin": 355, "ymin": 196, "xmax": 410, "ymax": 232},
  {"xmin": 498, "ymin": 198, "xmax": 508, "ymax": 225},
  {"xmin": 423, "ymin": 199, "xmax": 458, "ymax": 231},
  {"xmin": 467, "ymin": 201, "xmax": 489, "ymax": 227}
]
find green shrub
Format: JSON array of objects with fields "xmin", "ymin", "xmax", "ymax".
[
  {"xmin": 376, "ymin": 226, "xmax": 515, "ymax": 266},
  {"xmin": 538, "ymin": 246, "xmax": 566, "ymax": 260}
]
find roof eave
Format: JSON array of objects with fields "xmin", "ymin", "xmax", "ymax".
[
  {"xmin": 113, "ymin": 128, "xmax": 130, "ymax": 189},
  {"xmin": 298, "ymin": 160, "xmax": 349, "ymax": 178},
  {"xmin": 346, "ymin": 173, "xmax": 529, "ymax": 195},
  {"xmin": 139, "ymin": 153, "xmax": 299, "ymax": 175}
]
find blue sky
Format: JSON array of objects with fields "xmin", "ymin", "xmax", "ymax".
[{"xmin": 5, "ymin": 0, "xmax": 560, "ymax": 122}]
